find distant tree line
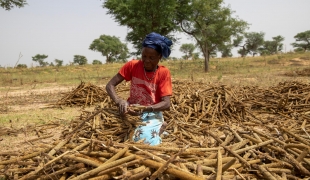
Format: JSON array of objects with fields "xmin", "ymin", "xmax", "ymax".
[
  {"xmin": 15, "ymin": 29, "xmax": 310, "ymax": 69},
  {"xmin": 178, "ymin": 30, "xmax": 310, "ymax": 59}
]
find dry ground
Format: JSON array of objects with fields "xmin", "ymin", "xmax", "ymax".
[{"xmin": 0, "ymin": 85, "xmax": 79, "ymax": 152}]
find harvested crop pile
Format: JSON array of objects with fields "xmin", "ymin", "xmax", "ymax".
[
  {"xmin": 53, "ymin": 82, "xmax": 110, "ymax": 107},
  {"xmin": 285, "ymin": 68, "xmax": 310, "ymax": 77},
  {"xmin": 1, "ymin": 80, "xmax": 310, "ymax": 180}
]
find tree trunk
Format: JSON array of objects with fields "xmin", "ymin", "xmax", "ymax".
[
  {"xmin": 106, "ymin": 55, "xmax": 110, "ymax": 63},
  {"xmin": 204, "ymin": 51, "xmax": 209, "ymax": 72},
  {"xmin": 197, "ymin": 42, "xmax": 209, "ymax": 72}
]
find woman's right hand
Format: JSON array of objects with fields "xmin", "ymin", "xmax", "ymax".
[{"xmin": 117, "ymin": 99, "xmax": 128, "ymax": 116}]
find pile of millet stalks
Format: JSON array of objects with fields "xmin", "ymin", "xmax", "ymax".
[
  {"xmin": 285, "ymin": 68, "xmax": 310, "ymax": 77},
  {"xmin": 1, "ymin": 80, "xmax": 310, "ymax": 180}
]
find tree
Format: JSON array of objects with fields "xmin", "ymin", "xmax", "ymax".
[
  {"xmin": 272, "ymin": 35, "xmax": 285, "ymax": 53},
  {"xmin": 16, "ymin": 64, "xmax": 27, "ymax": 68},
  {"xmin": 218, "ymin": 43, "xmax": 233, "ymax": 57},
  {"xmin": 294, "ymin": 47, "xmax": 305, "ymax": 52},
  {"xmin": 32, "ymin": 54, "xmax": 48, "ymax": 67},
  {"xmin": 192, "ymin": 52, "xmax": 200, "ymax": 60},
  {"xmin": 89, "ymin": 35, "xmax": 129, "ymax": 63},
  {"xmin": 234, "ymin": 32, "xmax": 265, "ymax": 57},
  {"xmin": 73, "ymin": 55, "xmax": 87, "ymax": 65},
  {"xmin": 179, "ymin": 0, "xmax": 248, "ymax": 72},
  {"xmin": 54, "ymin": 59, "xmax": 63, "ymax": 67},
  {"xmin": 259, "ymin": 35, "xmax": 284, "ymax": 55},
  {"xmin": 92, "ymin": 60, "xmax": 102, "ymax": 65},
  {"xmin": 291, "ymin": 30, "xmax": 310, "ymax": 52},
  {"xmin": 180, "ymin": 43, "xmax": 195, "ymax": 60},
  {"xmin": 169, "ymin": 57, "xmax": 178, "ymax": 61},
  {"xmin": 103, "ymin": 0, "xmax": 179, "ymax": 55},
  {"xmin": 0, "ymin": 0, "xmax": 27, "ymax": 10},
  {"xmin": 103, "ymin": 0, "xmax": 247, "ymax": 71}
]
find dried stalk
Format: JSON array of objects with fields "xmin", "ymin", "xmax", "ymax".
[
  {"xmin": 216, "ymin": 149, "xmax": 222, "ymax": 180},
  {"xmin": 70, "ymin": 155, "xmax": 136, "ymax": 180},
  {"xmin": 220, "ymin": 145, "xmax": 250, "ymax": 167}
]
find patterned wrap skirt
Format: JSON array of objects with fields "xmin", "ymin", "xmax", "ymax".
[{"xmin": 132, "ymin": 111, "xmax": 164, "ymax": 146}]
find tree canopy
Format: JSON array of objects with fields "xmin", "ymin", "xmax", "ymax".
[
  {"xmin": 54, "ymin": 59, "xmax": 63, "ymax": 67},
  {"xmin": 32, "ymin": 54, "xmax": 48, "ymax": 67},
  {"xmin": 16, "ymin": 64, "xmax": 27, "ymax": 68},
  {"xmin": 103, "ymin": 0, "xmax": 179, "ymax": 55},
  {"xmin": 89, "ymin": 35, "xmax": 129, "ymax": 63},
  {"xmin": 180, "ymin": 43, "xmax": 195, "ymax": 60},
  {"xmin": 0, "ymin": 0, "xmax": 27, "ymax": 10},
  {"xmin": 92, "ymin": 60, "xmax": 102, "ymax": 65},
  {"xmin": 218, "ymin": 43, "xmax": 233, "ymax": 58},
  {"xmin": 180, "ymin": 0, "xmax": 248, "ymax": 71},
  {"xmin": 73, "ymin": 55, "xmax": 87, "ymax": 65},
  {"xmin": 291, "ymin": 30, "xmax": 310, "ymax": 52},
  {"xmin": 259, "ymin": 35, "xmax": 284, "ymax": 55},
  {"xmin": 233, "ymin": 32, "xmax": 265, "ymax": 57},
  {"xmin": 104, "ymin": 0, "xmax": 247, "ymax": 72}
]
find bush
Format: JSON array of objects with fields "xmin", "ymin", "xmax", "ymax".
[
  {"xmin": 92, "ymin": 60, "xmax": 102, "ymax": 65},
  {"xmin": 16, "ymin": 64, "xmax": 27, "ymax": 69}
]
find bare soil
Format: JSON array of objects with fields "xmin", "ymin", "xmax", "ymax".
[{"xmin": 0, "ymin": 85, "xmax": 80, "ymax": 152}]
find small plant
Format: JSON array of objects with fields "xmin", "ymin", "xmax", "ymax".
[{"xmin": 217, "ymin": 73, "xmax": 222, "ymax": 81}]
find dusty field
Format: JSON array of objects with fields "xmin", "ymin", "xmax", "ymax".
[
  {"xmin": 0, "ymin": 85, "xmax": 77, "ymax": 151},
  {"xmin": 0, "ymin": 82, "xmax": 120, "ymax": 153}
]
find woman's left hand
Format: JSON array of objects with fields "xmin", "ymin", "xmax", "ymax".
[
  {"xmin": 127, "ymin": 109, "xmax": 142, "ymax": 116},
  {"xmin": 127, "ymin": 104, "xmax": 145, "ymax": 116}
]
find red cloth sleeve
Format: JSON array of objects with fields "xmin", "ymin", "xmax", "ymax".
[
  {"xmin": 118, "ymin": 60, "xmax": 137, "ymax": 81},
  {"xmin": 157, "ymin": 68, "xmax": 172, "ymax": 97}
]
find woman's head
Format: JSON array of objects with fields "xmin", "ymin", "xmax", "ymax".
[
  {"xmin": 141, "ymin": 47, "xmax": 161, "ymax": 71},
  {"xmin": 142, "ymin": 32, "xmax": 172, "ymax": 71}
]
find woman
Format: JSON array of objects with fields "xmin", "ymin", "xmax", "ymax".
[{"xmin": 106, "ymin": 32, "xmax": 173, "ymax": 146}]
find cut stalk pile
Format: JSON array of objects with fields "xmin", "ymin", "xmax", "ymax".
[
  {"xmin": 285, "ymin": 68, "xmax": 310, "ymax": 77},
  {"xmin": 53, "ymin": 82, "xmax": 114, "ymax": 107},
  {"xmin": 1, "ymin": 80, "xmax": 310, "ymax": 180}
]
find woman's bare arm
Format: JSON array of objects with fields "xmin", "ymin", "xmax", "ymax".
[
  {"xmin": 106, "ymin": 73, "xmax": 124, "ymax": 103},
  {"xmin": 106, "ymin": 73, "xmax": 128, "ymax": 115},
  {"xmin": 143, "ymin": 96, "xmax": 171, "ymax": 112}
]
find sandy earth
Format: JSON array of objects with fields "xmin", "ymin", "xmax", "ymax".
[
  {"xmin": 0, "ymin": 83, "xmax": 92, "ymax": 113},
  {"xmin": 0, "ymin": 85, "xmax": 80, "ymax": 152}
]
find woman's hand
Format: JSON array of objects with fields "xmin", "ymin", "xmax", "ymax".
[
  {"xmin": 127, "ymin": 104, "xmax": 145, "ymax": 116},
  {"xmin": 127, "ymin": 109, "xmax": 142, "ymax": 116},
  {"xmin": 116, "ymin": 99, "xmax": 128, "ymax": 116}
]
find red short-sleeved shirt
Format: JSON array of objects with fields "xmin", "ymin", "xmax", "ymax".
[{"xmin": 119, "ymin": 60, "xmax": 172, "ymax": 106}]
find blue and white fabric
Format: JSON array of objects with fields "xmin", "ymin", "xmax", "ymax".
[{"xmin": 132, "ymin": 111, "xmax": 164, "ymax": 146}]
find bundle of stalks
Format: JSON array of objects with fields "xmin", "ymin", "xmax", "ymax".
[
  {"xmin": 285, "ymin": 68, "xmax": 310, "ymax": 77},
  {"xmin": 1, "ymin": 80, "xmax": 310, "ymax": 179},
  {"xmin": 52, "ymin": 82, "xmax": 109, "ymax": 107}
]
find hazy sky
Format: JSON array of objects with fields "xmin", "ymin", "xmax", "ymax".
[{"xmin": 0, "ymin": 0, "xmax": 309, "ymax": 67}]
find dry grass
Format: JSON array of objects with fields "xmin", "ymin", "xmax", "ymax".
[{"xmin": 0, "ymin": 88, "xmax": 81, "ymax": 152}]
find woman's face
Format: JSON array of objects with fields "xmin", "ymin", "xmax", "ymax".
[{"xmin": 142, "ymin": 47, "xmax": 162, "ymax": 71}]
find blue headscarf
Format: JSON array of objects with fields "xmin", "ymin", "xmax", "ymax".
[{"xmin": 142, "ymin": 32, "xmax": 173, "ymax": 58}]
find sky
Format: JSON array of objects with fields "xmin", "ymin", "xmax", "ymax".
[{"xmin": 0, "ymin": 0, "xmax": 309, "ymax": 67}]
